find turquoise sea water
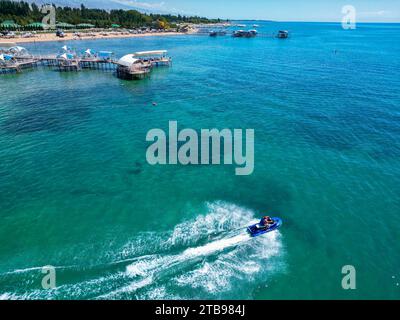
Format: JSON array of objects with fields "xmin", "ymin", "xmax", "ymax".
[{"xmin": 0, "ymin": 22, "xmax": 400, "ymax": 299}]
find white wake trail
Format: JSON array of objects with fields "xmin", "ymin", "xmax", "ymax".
[
  {"xmin": 182, "ymin": 233, "xmax": 251, "ymax": 257},
  {"xmin": 3, "ymin": 201, "xmax": 285, "ymax": 300}
]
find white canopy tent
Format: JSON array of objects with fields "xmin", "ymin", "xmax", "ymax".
[
  {"xmin": 10, "ymin": 46, "xmax": 26, "ymax": 51},
  {"xmin": 133, "ymin": 50, "xmax": 167, "ymax": 57},
  {"xmin": 9, "ymin": 46, "xmax": 28, "ymax": 54},
  {"xmin": 118, "ymin": 54, "xmax": 140, "ymax": 67}
]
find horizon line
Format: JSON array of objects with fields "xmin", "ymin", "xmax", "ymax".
[{"xmin": 228, "ymin": 20, "xmax": 400, "ymax": 23}]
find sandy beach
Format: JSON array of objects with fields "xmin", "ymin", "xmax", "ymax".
[{"xmin": 0, "ymin": 31, "xmax": 188, "ymax": 44}]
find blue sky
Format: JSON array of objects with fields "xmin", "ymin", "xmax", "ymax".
[{"xmin": 110, "ymin": 0, "xmax": 400, "ymax": 22}]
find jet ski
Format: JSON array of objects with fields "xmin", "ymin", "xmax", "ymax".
[{"xmin": 247, "ymin": 217, "xmax": 282, "ymax": 237}]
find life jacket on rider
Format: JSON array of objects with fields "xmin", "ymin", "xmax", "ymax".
[{"xmin": 260, "ymin": 216, "xmax": 274, "ymax": 228}]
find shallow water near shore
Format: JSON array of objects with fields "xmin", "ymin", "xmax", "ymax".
[{"xmin": 0, "ymin": 22, "xmax": 400, "ymax": 299}]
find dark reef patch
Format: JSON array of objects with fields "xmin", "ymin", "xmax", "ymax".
[
  {"xmin": 127, "ymin": 168, "xmax": 142, "ymax": 175},
  {"xmin": 293, "ymin": 102, "xmax": 400, "ymax": 156},
  {"xmin": 292, "ymin": 120, "xmax": 356, "ymax": 151},
  {"xmin": 126, "ymin": 160, "xmax": 144, "ymax": 176},
  {"xmin": 2, "ymin": 88, "xmax": 94, "ymax": 135}
]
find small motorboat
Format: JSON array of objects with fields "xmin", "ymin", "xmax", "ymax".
[
  {"xmin": 247, "ymin": 217, "xmax": 282, "ymax": 237},
  {"xmin": 247, "ymin": 29, "xmax": 258, "ymax": 37},
  {"xmin": 210, "ymin": 30, "xmax": 227, "ymax": 37},
  {"xmin": 277, "ymin": 30, "xmax": 289, "ymax": 39},
  {"xmin": 233, "ymin": 30, "xmax": 257, "ymax": 38}
]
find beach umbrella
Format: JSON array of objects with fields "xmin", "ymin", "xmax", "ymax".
[
  {"xmin": 1, "ymin": 20, "xmax": 22, "ymax": 30},
  {"xmin": 58, "ymin": 53, "xmax": 74, "ymax": 60},
  {"xmin": 26, "ymin": 22, "xmax": 48, "ymax": 30},
  {"xmin": 77, "ymin": 23, "xmax": 95, "ymax": 29},
  {"xmin": 9, "ymin": 46, "xmax": 27, "ymax": 54},
  {"xmin": 0, "ymin": 54, "xmax": 4, "ymax": 61},
  {"xmin": 62, "ymin": 45, "xmax": 69, "ymax": 51},
  {"xmin": 85, "ymin": 49, "xmax": 95, "ymax": 55},
  {"xmin": 56, "ymin": 22, "xmax": 75, "ymax": 29}
]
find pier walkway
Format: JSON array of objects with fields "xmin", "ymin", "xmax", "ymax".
[{"xmin": 1, "ymin": 51, "xmax": 170, "ymax": 78}]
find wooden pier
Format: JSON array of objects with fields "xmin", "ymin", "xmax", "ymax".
[
  {"xmin": 58, "ymin": 59, "xmax": 81, "ymax": 72},
  {"xmin": 116, "ymin": 64, "xmax": 150, "ymax": 80},
  {"xmin": 79, "ymin": 58, "xmax": 117, "ymax": 71},
  {"xmin": 0, "ymin": 59, "xmax": 38, "ymax": 74},
  {"xmin": 1, "ymin": 50, "xmax": 171, "ymax": 80},
  {"xmin": 1, "ymin": 55, "xmax": 117, "ymax": 72}
]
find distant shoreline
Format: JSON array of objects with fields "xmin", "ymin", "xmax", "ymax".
[{"xmin": 1, "ymin": 31, "xmax": 191, "ymax": 45}]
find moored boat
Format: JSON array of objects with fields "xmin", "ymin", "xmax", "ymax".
[
  {"xmin": 248, "ymin": 29, "xmax": 258, "ymax": 37},
  {"xmin": 209, "ymin": 30, "xmax": 227, "ymax": 37},
  {"xmin": 133, "ymin": 50, "xmax": 172, "ymax": 67},
  {"xmin": 233, "ymin": 29, "xmax": 257, "ymax": 38},
  {"xmin": 277, "ymin": 30, "xmax": 289, "ymax": 38}
]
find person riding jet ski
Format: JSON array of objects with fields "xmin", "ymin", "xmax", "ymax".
[{"xmin": 258, "ymin": 216, "xmax": 274, "ymax": 229}]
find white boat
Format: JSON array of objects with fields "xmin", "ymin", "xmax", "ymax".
[
  {"xmin": 233, "ymin": 29, "xmax": 258, "ymax": 38},
  {"xmin": 133, "ymin": 50, "xmax": 171, "ymax": 66},
  {"xmin": 277, "ymin": 30, "xmax": 289, "ymax": 39}
]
